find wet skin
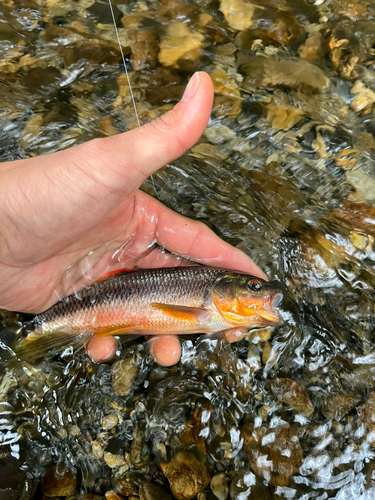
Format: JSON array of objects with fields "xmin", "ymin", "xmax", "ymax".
[{"xmin": 0, "ymin": 72, "xmax": 266, "ymax": 366}]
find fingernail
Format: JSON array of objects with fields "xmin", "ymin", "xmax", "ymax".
[{"xmin": 181, "ymin": 72, "xmax": 200, "ymax": 102}]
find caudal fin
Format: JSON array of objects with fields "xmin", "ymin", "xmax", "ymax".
[{"xmin": 13, "ymin": 329, "xmax": 94, "ymax": 363}]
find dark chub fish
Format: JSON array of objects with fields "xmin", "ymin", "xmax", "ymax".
[{"xmin": 15, "ymin": 266, "xmax": 283, "ymax": 360}]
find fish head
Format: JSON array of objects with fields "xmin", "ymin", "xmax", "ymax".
[{"xmin": 211, "ymin": 273, "xmax": 283, "ymax": 328}]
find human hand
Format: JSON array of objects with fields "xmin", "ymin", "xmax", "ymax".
[{"xmin": 0, "ymin": 72, "xmax": 266, "ymax": 366}]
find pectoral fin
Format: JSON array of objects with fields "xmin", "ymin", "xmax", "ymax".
[
  {"xmin": 150, "ymin": 303, "xmax": 210, "ymax": 322},
  {"xmin": 95, "ymin": 324, "xmax": 139, "ymax": 338}
]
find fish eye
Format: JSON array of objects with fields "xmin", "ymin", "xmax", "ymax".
[{"xmin": 247, "ymin": 279, "xmax": 262, "ymax": 291}]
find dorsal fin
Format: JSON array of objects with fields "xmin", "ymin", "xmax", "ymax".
[{"xmin": 96, "ymin": 268, "xmax": 136, "ymax": 283}]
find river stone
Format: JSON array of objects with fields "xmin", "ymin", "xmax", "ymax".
[
  {"xmin": 229, "ymin": 473, "xmax": 271, "ymax": 499},
  {"xmin": 220, "ymin": 0, "xmax": 259, "ymax": 31},
  {"xmin": 101, "ymin": 414, "xmax": 118, "ymax": 430},
  {"xmin": 111, "ymin": 357, "xmax": 138, "ymax": 396},
  {"xmin": 158, "ymin": 24, "xmax": 204, "ymax": 68},
  {"xmin": 210, "ymin": 473, "xmax": 228, "ymax": 500},
  {"xmin": 139, "ymin": 482, "xmax": 174, "ymax": 500},
  {"xmin": 346, "ymin": 169, "xmax": 375, "ymax": 202},
  {"xmin": 40, "ymin": 464, "xmax": 77, "ymax": 497},
  {"xmin": 114, "ymin": 472, "xmax": 142, "ymax": 496},
  {"xmin": 104, "ymin": 452, "xmax": 126, "ymax": 469},
  {"xmin": 104, "ymin": 491, "xmax": 123, "ymax": 500},
  {"xmin": 160, "ymin": 451, "xmax": 211, "ymax": 500},
  {"xmin": 242, "ymin": 425, "xmax": 303, "ymax": 487},
  {"xmin": 268, "ymin": 377, "xmax": 314, "ymax": 416}
]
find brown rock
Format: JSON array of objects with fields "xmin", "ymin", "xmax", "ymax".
[
  {"xmin": 158, "ymin": 24, "xmax": 204, "ymax": 69},
  {"xmin": 350, "ymin": 81, "xmax": 375, "ymax": 113},
  {"xmin": 220, "ymin": 0, "xmax": 259, "ymax": 31},
  {"xmin": 105, "ymin": 491, "xmax": 123, "ymax": 500},
  {"xmin": 130, "ymin": 427, "xmax": 150, "ymax": 467},
  {"xmin": 230, "ymin": 473, "xmax": 271, "ymax": 499},
  {"xmin": 129, "ymin": 29, "xmax": 158, "ymax": 71},
  {"xmin": 268, "ymin": 377, "xmax": 314, "ymax": 416},
  {"xmin": 242, "ymin": 425, "xmax": 303, "ymax": 487},
  {"xmin": 160, "ymin": 451, "xmax": 211, "ymax": 500},
  {"xmin": 101, "ymin": 414, "xmax": 118, "ymax": 430},
  {"xmin": 139, "ymin": 482, "xmax": 174, "ymax": 500},
  {"xmin": 237, "ymin": 6, "xmax": 305, "ymax": 47},
  {"xmin": 329, "ymin": 20, "xmax": 375, "ymax": 80},
  {"xmin": 41, "ymin": 464, "xmax": 77, "ymax": 497},
  {"xmin": 181, "ymin": 398, "xmax": 212, "ymax": 451},
  {"xmin": 331, "ymin": 200, "xmax": 375, "ymax": 236},
  {"xmin": 80, "ymin": 495, "xmax": 104, "ymax": 500},
  {"xmin": 242, "ymin": 57, "xmax": 329, "ymax": 94},
  {"xmin": 298, "ymin": 31, "xmax": 327, "ymax": 62},
  {"xmin": 357, "ymin": 392, "xmax": 375, "ymax": 446},
  {"xmin": 321, "ymin": 392, "xmax": 358, "ymax": 421},
  {"xmin": 114, "ymin": 472, "xmax": 142, "ymax": 496}
]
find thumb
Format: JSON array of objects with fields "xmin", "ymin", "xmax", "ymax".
[{"xmin": 92, "ymin": 71, "xmax": 214, "ymax": 188}]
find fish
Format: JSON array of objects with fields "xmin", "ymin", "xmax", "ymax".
[{"xmin": 14, "ymin": 266, "xmax": 283, "ymax": 361}]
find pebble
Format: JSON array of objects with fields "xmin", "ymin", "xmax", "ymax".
[
  {"xmin": 346, "ymin": 169, "xmax": 375, "ymax": 202},
  {"xmin": 139, "ymin": 482, "xmax": 174, "ymax": 500},
  {"xmin": 101, "ymin": 414, "xmax": 118, "ymax": 430},
  {"xmin": 104, "ymin": 452, "xmax": 126, "ymax": 469},
  {"xmin": 220, "ymin": 0, "xmax": 258, "ymax": 31},
  {"xmin": 160, "ymin": 451, "xmax": 211, "ymax": 500},
  {"xmin": 111, "ymin": 357, "xmax": 138, "ymax": 396},
  {"xmin": 210, "ymin": 473, "xmax": 229, "ymax": 500},
  {"xmin": 105, "ymin": 491, "xmax": 123, "ymax": 500},
  {"xmin": 158, "ymin": 24, "xmax": 204, "ymax": 68}
]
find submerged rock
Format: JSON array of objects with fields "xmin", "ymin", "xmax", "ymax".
[
  {"xmin": 40, "ymin": 464, "xmax": 77, "ymax": 497},
  {"xmin": 229, "ymin": 473, "xmax": 271, "ymax": 500},
  {"xmin": 160, "ymin": 451, "xmax": 211, "ymax": 500},
  {"xmin": 298, "ymin": 31, "xmax": 327, "ymax": 62},
  {"xmin": 329, "ymin": 20, "xmax": 375, "ymax": 80},
  {"xmin": 0, "ymin": 449, "xmax": 34, "ymax": 500},
  {"xmin": 111, "ymin": 357, "xmax": 138, "ymax": 397},
  {"xmin": 139, "ymin": 482, "xmax": 174, "ymax": 500},
  {"xmin": 181, "ymin": 398, "xmax": 212, "ymax": 451},
  {"xmin": 159, "ymin": 24, "xmax": 204, "ymax": 69},
  {"xmin": 210, "ymin": 473, "xmax": 228, "ymax": 500},
  {"xmin": 357, "ymin": 392, "xmax": 375, "ymax": 447},
  {"xmin": 242, "ymin": 424, "xmax": 303, "ymax": 487},
  {"xmin": 241, "ymin": 57, "xmax": 329, "ymax": 93},
  {"xmin": 101, "ymin": 414, "xmax": 118, "ymax": 431},
  {"xmin": 331, "ymin": 200, "xmax": 375, "ymax": 236},
  {"xmin": 268, "ymin": 377, "xmax": 314, "ymax": 416}
]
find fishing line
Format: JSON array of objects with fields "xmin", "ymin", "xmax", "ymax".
[{"xmin": 108, "ymin": 0, "xmax": 158, "ymax": 198}]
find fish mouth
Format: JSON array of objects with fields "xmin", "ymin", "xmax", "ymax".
[
  {"xmin": 257, "ymin": 292, "xmax": 284, "ymax": 326},
  {"xmin": 258, "ymin": 309, "xmax": 283, "ymax": 326}
]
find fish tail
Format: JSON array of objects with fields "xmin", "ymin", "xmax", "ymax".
[{"xmin": 13, "ymin": 329, "xmax": 94, "ymax": 363}]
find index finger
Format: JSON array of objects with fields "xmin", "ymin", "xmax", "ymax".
[{"xmin": 154, "ymin": 200, "xmax": 267, "ymax": 279}]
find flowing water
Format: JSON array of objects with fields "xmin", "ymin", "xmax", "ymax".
[{"xmin": 1, "ymin": 0, "xmax": 375, "ymax": 498}]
